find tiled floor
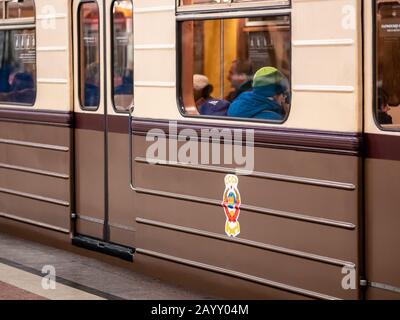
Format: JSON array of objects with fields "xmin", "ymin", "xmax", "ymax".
[
  {"xmin": 0, "ymin": 281, "xmax": 47, "ymax": 300},
  {"xmin": 0, "ymin": 232, "xmax": 212, "ymax": 300}
]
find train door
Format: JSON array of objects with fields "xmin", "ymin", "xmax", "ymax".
[
  {"xmin": 364, "ymin": 0, "xmax": 400, "ymax": 299},
  {"xmin": 71, "ymin": 0, "xmax": 134, "ymax": 259}
]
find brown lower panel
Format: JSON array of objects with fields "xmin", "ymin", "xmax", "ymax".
[
  {"xmin": 137, "ymin": 223, "xmax": 358, "ymax": 300},
  {"xmin": 75, "ymin": 218, "xmax": 103, "ymax": 240},
  {"xmin": 0, "ymin": 119, "xmax": 72, "ymax": 235},
  {"xmin": 366, "ymin": 286, "xmax": 400, "ymax": 300},
  {"xmin": 135, "ymin": 162, "xmax": 358, "ymax": 225},
  {"xmin": 0, "ymin": 143, "xmax": 70, "ymax": 174},
  {"xmin": 0, "ymin": 193, "xmax": 70, "ymax": 230},
  {"xmin": 365, "ymin": 158, "xmax": 400, "ymax": 290},
  {"xmin": 135, "ymin": 193, "xmax": 358, "ymax": 262},
  {"xmin": 0, "ymin": 168, "xmax": 69, "ymax": 202},
  {"xmin": 0, "ymin": 211, "xmax": 69, "ymax": 233},
  {"xmin": 109, "ymin": 225, "xmax": 135, "ymax": 248},
  {"xmin": 134, "ymin": 253, "xmax": 312, "ymax": 300},
  {"xmin": 74, "ymin": 129, "xmax": 104, "ymax": 238},
  {"xmin": 137, "ymin": 218, "xmax": 354, "ymax": 267},
  {"xmin": 107, "ymin": 132, "xmax": 136, "ymax": 240}
]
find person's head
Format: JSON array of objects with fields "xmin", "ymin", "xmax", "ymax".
[
  {"xmin": 122, "ymin": 69, "xmax": 133, "ymax": 85},
  {"xmin": 193, "ymin": 74, "xmax": 213, "ymax": 101},
  {"xmin": 378, "ymin": 89, "xmax": 390, "ymax": 112},
  {"xmin": 227, "ymin": 60, "xmax": 253, "ymax": 90},
  {"xmin": 86, "ymin": 62, "xmax": 100, "ymax": 86},
  {"xmin": 252, "ymin": 66, "xmax": 289, "ymax": 103}
]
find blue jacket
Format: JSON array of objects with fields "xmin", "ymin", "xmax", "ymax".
[{"xmin": 227, "ymin": 85, "xmax": 284, "ymax": 120}]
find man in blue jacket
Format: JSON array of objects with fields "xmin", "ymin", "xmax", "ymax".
[{"xmin": 227, "ymin": 66, "xmax": 289, "ymax": 121}]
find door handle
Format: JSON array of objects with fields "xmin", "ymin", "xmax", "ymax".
[{"xmin": 128, "ymin": 104, "xmax": 137, "ymax": 191}]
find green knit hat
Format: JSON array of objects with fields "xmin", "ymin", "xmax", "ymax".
[{"xmin": 252, "ymin": 66, "xmax": 284, "ymax": 88}]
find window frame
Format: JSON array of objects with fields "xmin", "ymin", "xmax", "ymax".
[
  {"xmin": 372, "ymin": 0, "xmax": 400, "ymax": 132},
  {"xmin": 110, "ymin": 0, "xmax": 134, "ymax": 114},
  {"xmin": 0, "ymin": 0, "xmax": 36, "ymax": 107},
  {"xmin": 176, "ymin": 0, "xmax": 291, "ymax": 14},
  {"xmin": 176, "ymin": 9, "xmax": 292, "ymax": 124},
  {"xmin": 77, "ymin": 0, "xmax": 101, "ymax": 111}
]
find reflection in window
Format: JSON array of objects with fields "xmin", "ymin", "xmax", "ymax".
[
  {"xmin": 112, "ymin": 0, "xmax": 133, "ymax": 112},
  {"xmin": 7, "ymin": 0, "xmax": 35, "ymax": 19},
  {"xmin": 180, "ymin": 16, "xmax": 291, "ymax": 121},
  {"xmin": 79, "ymin": 2, "xmax": 100, "ymax": 108},
  {"xmin": 376, "ymin": 1, "xmax": 400, "ymax": 128}
]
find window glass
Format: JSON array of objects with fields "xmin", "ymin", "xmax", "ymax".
[
  {"xmin": 180, "ymin": 15, "xmax": 291, "ymax": 121},
  {"xmin": 376, "ymin": 1, "xmax": 400, "ymax": 128},
  {"xmin": 0, "ymin": 29, "xmax": 36, "ymax": 105},
  {"xmin": 7, "ymin": 0, "xmax": 35, "ymax": 19},
  {"xmin": 79, "ymin": 2, "xmax": 100, "ymax": 109},
  {"xmin": 112, "ymin": 0, "xmax": 133, "ymax": 112},
  {"xmin": 0, "ymin": 0, "xmax": 36, "ymax": 106}
]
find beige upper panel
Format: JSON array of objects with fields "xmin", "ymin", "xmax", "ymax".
[{"xmin": 133, "ymin": 0, "xmax": 363, "ymax": 133}]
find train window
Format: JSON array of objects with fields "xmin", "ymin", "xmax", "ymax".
[
  {"xmin": 375, "ymin": 1, "xmax": 400, "ymax": 129},
  {"xmin": 179, "ymin": 15, "xmax": 291, "ymax": 122},
  {"xmin": 0, "ymin": 0, "xmax": 36, "ymax": 106},
  {"xmin": 112, "ymin": 0, "xmax": 134, "ymax": 112},
  {"xmin": 7, "ymin": 0, "xmax": 35, "ymax": 19},
  {"xmin": 178, "ymin": 0, "xmax": 290, "ymax": 8},
  {"xmin": 79, "ymin": 1, "xmax": 100, "ymax": 109}
]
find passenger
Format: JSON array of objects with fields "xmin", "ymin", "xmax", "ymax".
[
  {"xmin": 227, "ymin": 66, "xmax": 289, "ymax": 120},
  {"xmin": 114, "ymin": 69, "xmax": 133, "ymax": 95},
  {"xmin": 377, "ymin": 89, "xmax": 393, "ymax": 125},
  {"xmin": 0, "ymin": 63, "xmax": 12, "ymax": 94},
  {"xmin": 9, "ymin": 71, "xmax": 35, "ymax": 104},
  {"xmin": 226, "ymin": 59, "xmax": 253, "ymax": 102},
  {"xmin": 84, "ymin": 62, "xmax": 100, "ymax": 107},
  {"xmin": 193, "ymin": 74, "xmax": 230, "ymax": 116}
]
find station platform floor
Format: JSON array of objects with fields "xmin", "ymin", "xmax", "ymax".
[{"xmin": 0, "ymin": 232, "xmax": 213, "ymax": 300}]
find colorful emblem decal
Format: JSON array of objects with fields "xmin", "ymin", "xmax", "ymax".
[{"xmin": 222, "ymin": 174, "xmax": 241, "ymax": 238}]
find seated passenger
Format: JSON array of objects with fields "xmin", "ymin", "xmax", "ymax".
[
  {"xmin": 226, "ymin": 59, "xmax": 253, "ymax": 102},
  {"xmin": 0, "ymin": 64, "xmax": 12, "ymax": 94},
  {"xmin": 227, "ymin": 66, "xmax": 288, "ymax": 120},
  {"xmin": 115, "ymin": 69, "xmax": 133, "ymax": 95},
  {"xmin": 377, "ymin": 89, "xmax": 393, "ymax": 125},
  {"xmin": 9, "ymin": 71, "xmax": 35, "ymax": 104},
  {"xmin": 84, "ymin": 63, "xmax": 100, "ymax": 107},
  {"xmin": 193, "ymin": 74, "xmax": 230, "ymax": 116}
]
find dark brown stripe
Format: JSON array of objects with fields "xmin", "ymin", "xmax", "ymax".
[
  {"xmin": 74, "ymin": 112, "xmax": 105, "ymax": 131},
  {"xmin": 75, "ymin": 113, "xmax": 129, "ymax": 134},
  {"xmin": 108, "ymin": 114, "xmax": 129, "ymax": 134},
  {"xmin": 365, "ymin": 133, "xmax": 400, "ymax": 161},
  {"xmin": 0, "ymin": 108, "xmax": 73, "ymax": 127},
  {"xmin": 74, "ymin": 113, "xmax": 128, "ymax": 133},
  {"xmin": 131, "ymin": 118, "xmax": 363, "ymax": 156}
]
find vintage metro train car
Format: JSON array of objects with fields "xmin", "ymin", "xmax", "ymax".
[{"xmin": 0, "ymin": 0, "xmax": 399, "ymax": 300}]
